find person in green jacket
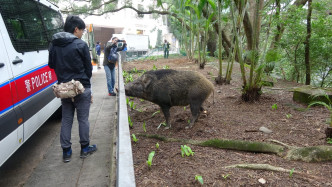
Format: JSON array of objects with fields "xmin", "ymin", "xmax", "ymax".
[{"xmin": 163, "ymin": 39, "xmax": 170, "ymax": 59}]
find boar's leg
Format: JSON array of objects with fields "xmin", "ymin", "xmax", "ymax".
[
  {"xmin": 187, "ymin": 101, "xmax": 204, "ymax": 128},
  {"xmin": 160, "ymin": 105, "xmax": 171, "ymax": 128}
]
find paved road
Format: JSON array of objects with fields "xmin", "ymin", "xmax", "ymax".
[
  {"xmin": 0, "ymin": 115, "xmax": 61, "ymax": 186},
  {"xmin": 0, "ymin": 67, "xmax": 117, "ymax": 187}
]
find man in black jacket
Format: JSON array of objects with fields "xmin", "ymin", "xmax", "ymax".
[{"xmin": 48, "ymin": 15, "xmax": 97, "ymax": 163}]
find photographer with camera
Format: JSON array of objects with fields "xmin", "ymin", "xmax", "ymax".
[{"xmin": 103, "ymin": 37, "xmax": 127, "ymax": 96}]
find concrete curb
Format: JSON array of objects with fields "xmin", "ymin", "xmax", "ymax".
[{"xmin": 116, "ymin": 53, "xmax": 136, "ymax": 187}]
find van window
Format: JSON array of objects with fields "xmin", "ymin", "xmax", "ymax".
[
  {"xmin": 0, "ymin": 0, "xmax": 63, "ymax": 53},
  {"xmin": 38, "ymin": 4, "xmax": 64, "ymax": 40}
]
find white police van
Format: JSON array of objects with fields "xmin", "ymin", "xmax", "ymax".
[{"xmin": 0, "ymin": 0, "xmax": 64, "ymax": 166}]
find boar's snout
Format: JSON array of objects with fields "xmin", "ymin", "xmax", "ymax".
[
  {"xmin": 124, "ymin": 83, "xmax": 132, "ymax": 96},
  {"xmin": 124, "ymin": 81, "xmax": 145, "ymax": 98}
]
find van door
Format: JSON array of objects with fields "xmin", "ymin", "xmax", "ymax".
[
  {"xmin": 0, "ymin": 0, "xmax": 63, "ymax": 100},
  {"xmin": 0, "ymin": 28, "xmax": 24, "ymax": 164},
  {"xmin": 0, "ymin": 0, "xmax": 63, "ymax": 166},
  {"xmin": 0, "ymin": 0, "xmax": 63, "ymax": 140}
]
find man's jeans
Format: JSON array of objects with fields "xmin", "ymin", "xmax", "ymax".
[
  {"xmin": 60, "ymin": 88, "xmax": 91, "ymax": 149},
  {"xmin": 104, "ymin": 65, "xmax": 116, "ymax": 94},
  {"xmin": 164, "ymin": 49, "xmax": 169, "ymax": 58}
]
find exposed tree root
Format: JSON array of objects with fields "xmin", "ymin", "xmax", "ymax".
[
  {"xmin": 224, "ymin": 163, "xmax": 324, "ymax": 181},
  {"xmin": 137, "ymin": 134, "xmax": 332, "ymax": 162},
  {"xmin": 267, "ymin": 139, "xmax": 293, "ymax": 149},
  {"xmin": 225, "ymin": 163, "xmax": 290, "ymax": 172}
]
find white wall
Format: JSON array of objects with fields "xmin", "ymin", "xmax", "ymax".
[{"xmin": 83, "ymin": 0, "xmax": 174, "ymax": 48}]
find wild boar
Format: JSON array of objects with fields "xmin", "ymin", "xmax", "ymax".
[{"xmin": 125, "ymin": 69, "xmax": 214, "ymax": 129}]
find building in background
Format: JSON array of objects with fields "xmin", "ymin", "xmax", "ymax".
[{"xmin": 83, "ymin": 0, "xmax": 178, "ymax": 52}]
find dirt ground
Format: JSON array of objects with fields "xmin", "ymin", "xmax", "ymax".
[{"xmin": 122, "ymin": 57, "xmax": 332, "ymax": 187}]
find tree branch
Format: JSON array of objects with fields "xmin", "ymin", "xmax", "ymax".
[
  {"xmin": 61, "ymin": 0, "xmax": 117, "ymax": 14},
  {"xmin": 61, "ymin": 4, "xmax": 190, "ymax": 29}
]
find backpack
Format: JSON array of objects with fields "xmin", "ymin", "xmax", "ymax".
[{"xmin": 108, "ymin": 46, "xmax": 118, "ymax": 63}]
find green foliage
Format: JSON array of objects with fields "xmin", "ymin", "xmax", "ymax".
[
  {"xmin": 309, "ymin": 1, "xmax": 332, "ymax": 87},
  {"xmin": 152, "ymin": 64, "xmax": 158, "ymax": 70},
  {"xmin": 123, "ymin": 72, "xmax": 134, "ymax": 83},
  {"xmin": 273, "ymin": 1, "xmax": 332, "ymax": 86},
  {"xmin": 123, "ymin": 70, "xmax": 128, "ymax": 78},
  {"xmin": 289, "ymin": 168, "xmax": 295, "ymax": 177},
  {"xmin": 156, "ymin": 142, "xmax": 160, "ymax": 149},
  {"xmin": 308, "ymin": 94, "xmax": 332, "ymax": 127},
  {"xmin": 271, "ymin": 104, "xmax": 278, "ymax": 110},
  {"xmin": 286, "ymin": 114, "xmax": 292, "ymax": 119},
  {"xmin": 181, "ymin": 145, "xmax": 194, "ymax": 157},
  {"xmin": 264, "ymin": 49, "xmax": 281, "ymax": 74},
  {"xmin": 128, "ymin": 116, "xmax": 133, "ymax": 128},
  {"xmin": 163, "ymin": 65, "xmax": 169, "ymax": 69},
  {"xmin": 327, "ymin": 138, "xmax": 332, "ymax": 144},
  {"xmin": 146, "ymin": 56, "xmax": 158, "ymax": 61},
  {"xmin": 222, "ymin": 174, "xmax": 230, "ymax": 179},
  {"xmin": 132, "ymin": 134, "xmax": 138, "ymax": 143},
  {"xmin": 146, "ymin": 151, "xmax": 155, "ymax": 168},
  {"xmin": 152, "ymin": 110, "xmax": 160, "ymax": 117},
  {"xmin": 265, "ymin": 49, "xmax": 281, "ymax": 63},
  {"xmin": 195, "ymin": 175, "xmax": 204, "ymax": 184},
  {"xmin": 143, "ymin": 121, "xmax": 146, "ymax": 132},
  {"xmin": 128, "ymin": 100, "xmax": 136, "ymax": 110},
  {"xmin": 180, "ymin": 49, "xmax": 187, "ymax": 56},
  {"xmin": 157, "ymin": 122, "xmax": 167, "ymax": 129}
]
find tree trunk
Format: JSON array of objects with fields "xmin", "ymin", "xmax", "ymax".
[
  {"xmin": 294, "ymin": 43, "xmax": 300, "ymax": 83},
  {"xmin": 234, "ymin": 0, "xmax": 253, "ymax": 50},
  {"xmin": 215, "ymin": 0, "xmax": 224, "ymax": 84},
  {"xmin": 270, "ymin": 0, "xmax": 281, "ymax": 49},
  {"xmin": 202, "ymin": 9, "xmax": 232, "ymax": 58},
  {"xmin": 190, "ymin": 10, "xmax": 194, "ymax": 60},
  {"xmin": 230, "ymin": 0, "xmax": 247, "ymax": 87},
  {"xmin": 206, "ymin": 33, "xmax": 217, "ymax": 57},
  {"xmin": 304, "ymin": 0, "xmax": 312, "ymax": 85}
]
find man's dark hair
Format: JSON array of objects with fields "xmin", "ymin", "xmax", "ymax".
[
  {"xmin": 64, "ymin": 15, "xmax": 85, "ymax": 33},
  {"xmin": 97, "ymin": 41, "xmax": 100, "ymax": 44}
]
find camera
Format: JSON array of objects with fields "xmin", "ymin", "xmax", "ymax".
[
  {"xmin": 117, "ymin": 41, "xmax": 123, "ymax": 48},
  {"xmin": 118, "ymin": 40, "xmax": 124, "ymax": 42}
]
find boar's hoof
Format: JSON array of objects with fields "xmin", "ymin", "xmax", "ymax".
[
  {"xmin": 201, "ymin": 114, "xmax": 208, "ymax": 118},
  {"xmin": 185, "ymin": 124, "xmax": 193, "ymax": 129},
  {"xmin": 164, "ymin": 124, "xmax": 171, "ymax": 130}
]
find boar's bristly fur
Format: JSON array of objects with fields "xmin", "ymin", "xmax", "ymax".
[{"xmin": 125, "ymin": 69, "xmax": 214, "ymax": 129}]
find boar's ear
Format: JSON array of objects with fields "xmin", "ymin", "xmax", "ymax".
[{"xmin": 142, "ymin": 74, "xmax": 152, "ymax": 88}]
